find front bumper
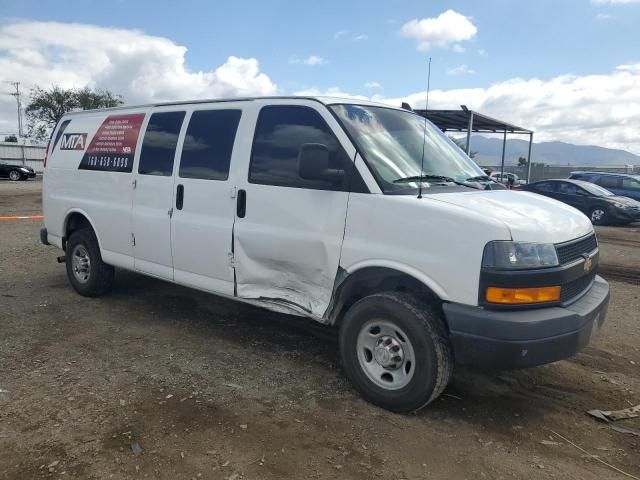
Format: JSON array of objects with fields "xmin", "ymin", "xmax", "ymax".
[
  {"xmin": 610, "ymin": 207, "xmax": 640, "ymax": 222},
  {"xmin": 442, "ymin": 275, "xmax": 609, "ymax": 370}
]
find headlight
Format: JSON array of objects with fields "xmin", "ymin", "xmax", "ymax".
[
  {"xmin": 611, "ymin": 202, "xmax": 627, "ymax": 208},
  {"xmin": 19, "ymin": 167, "xmax": 29, "ymax": 173},
  {"xmin": 482, "ymin": 241, "xmax": 559, "ymax": 270}
]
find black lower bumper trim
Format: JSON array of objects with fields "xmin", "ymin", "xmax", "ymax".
[{"xmin": 443, "ymin": 276, "xmax": 609, "ymax": 370}]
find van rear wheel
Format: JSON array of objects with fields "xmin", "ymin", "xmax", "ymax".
[
  {"xmin": 339, "ymin": 292, "xmax": 453, "ymax": 413},
  {"xmin": 65, "ymin": 228, "xmax": 114, "ymax": 297}
]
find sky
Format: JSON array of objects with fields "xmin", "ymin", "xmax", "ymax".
[{"xmin": 0, "ymin": 0, "xmax": 639, "ymax": 153}]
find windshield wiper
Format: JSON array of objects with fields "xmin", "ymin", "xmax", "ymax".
[
  {"xmin": 393, "ymin": 174, "xmax": 475, "ymax": 188},
  {"xmin": 394, "ymin": 174, "xmax": 455, "ymax": 184},
  {"xmin": 466, "ymin": 175, "xmax": 491, "ymax": 182}
]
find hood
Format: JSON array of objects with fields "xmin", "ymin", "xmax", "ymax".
[
  {"xmin": 607, "ymin": 195, "xmax": 640, "ymax": 207},
  {"xmin": 430, "ymin": 190, "xmax": 593, "ymax": 243}
]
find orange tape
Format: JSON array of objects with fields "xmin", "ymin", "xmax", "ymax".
[{"xmin": 0, "ymin": 215, "xmax": 44, "ymax": 220}]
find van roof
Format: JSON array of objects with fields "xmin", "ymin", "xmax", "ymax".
[{"xmin": 62, "ymin": 95, "xmax": 404, "ymax": 116}]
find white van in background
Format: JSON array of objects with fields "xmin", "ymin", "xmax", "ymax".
[{"xmin": 41, "ymin": 97, "xmax": 609, "ymax": 412}]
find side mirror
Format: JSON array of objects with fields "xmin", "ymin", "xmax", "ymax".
[{"xmin": 298, "ymin": 143, "xmax": 344, "ymax": 185}]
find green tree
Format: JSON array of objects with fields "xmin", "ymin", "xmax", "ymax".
[
  {"xmin": 449, "ymin": 136, "xmax": 477, "ymax": 159},
  {"xmin": 3, "ymin": 135, "xmax": 18, "ymax": 142},
  {"xmin": 517, "ymin": 156, "xmax": 528, "ymax": 167},
  {"xmin": 25, "ymin": 85, "xmax": 124, "ymax": 141}
]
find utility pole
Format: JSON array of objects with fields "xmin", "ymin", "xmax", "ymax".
[
  {"xmin": 2, "ymin": 81, "xmax": 23, "ymax": 138},
  {"xmin": 10, "ymin": 82, "xmax": 23, "ymax": 138},
  {"xmin": 3, "ymin": 82, "xmax": 26, "ymax": 165}
]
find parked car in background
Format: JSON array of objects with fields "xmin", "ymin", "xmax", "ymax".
[
  {"xmin": 490, "ymin": 172, "xmax": 527, "ymax": 186},
  {"xmin": 569, "ymin": 171, "xmax": 640, "ymax": 201},
  {"xmin": 522, "ymin": 179, "xmax": 640, "ymax": 225},
  {"xmin": 0, "ymin": 160, "xmax": 36, "ymax": 181}
]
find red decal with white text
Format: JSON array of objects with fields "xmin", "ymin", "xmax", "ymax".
[{"xmin": 79, "ymin": 113, "xmax": 145, "ymax": 172}]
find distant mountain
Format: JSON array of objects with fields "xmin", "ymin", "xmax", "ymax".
[{"xmin": 461, "ymin": 136, "xmax": 640, "ymax": 167}]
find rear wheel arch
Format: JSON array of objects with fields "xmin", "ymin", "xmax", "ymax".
[
  {"xmin": 63, "ymin": 211, "xmax": 102, "ymax": 252},
  {"xmin": 327, "ymin": 266, "xmax": 444, "ymax": 327}
]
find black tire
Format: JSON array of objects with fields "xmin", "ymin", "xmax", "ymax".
[
  {"xmin": 589, "ymin": 206, "xmax": 608, "ymax": 225},
  {"xmin": 65, "ymin": 228, "xmax": 114, "ymax": 297},
  {"xmin": 339, "ymin": 292, "xmax": 453, "ymax": 413},
  {"xmin": 8, "ymin": 170, "xmax": 22, "ymax": 181}
]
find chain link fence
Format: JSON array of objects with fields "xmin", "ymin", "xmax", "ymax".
[
  {"xmin": 481, "ymin": 164, "xmax": 639, "ymax": 183},
  {"xmin": 1, "ymin": 142, "xmax": 46, "ymax": 173}
]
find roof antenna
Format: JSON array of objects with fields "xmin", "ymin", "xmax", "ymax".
[{"xmin": 417, "ymin": 57, "xmax": 431, "ymax": 199}]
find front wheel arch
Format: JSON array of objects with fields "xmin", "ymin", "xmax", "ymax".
[{"xmin": 327, "ymin": 266, "xmax": 444, "ymax": 327}]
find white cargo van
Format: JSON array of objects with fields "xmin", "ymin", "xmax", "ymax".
[{"xmin": 41, "ymin": 97, "xmax": 609, "ymax": 412}]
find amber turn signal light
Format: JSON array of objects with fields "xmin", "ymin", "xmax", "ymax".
[{"xmin": 486, "ymin": 286, "xmax": 561, "ymax": 304}]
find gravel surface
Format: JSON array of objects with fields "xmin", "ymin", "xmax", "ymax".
[{"xmin": 1, "ymin": 178, "xmax": 639, "ymax": 479}]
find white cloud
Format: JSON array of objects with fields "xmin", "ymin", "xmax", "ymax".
[
  {"xmin": 447, "ymin": 64, "xmax": 475, "ymax": 75},
  {"xmin": 333, "ymin": 30, "xmax": 349, "ymax": 40},
  {"xmin": 617, "ymin": 62, "xmax": 640, "ymax": 72},
  {"xmin": 452, "ymin": 44, "xmax": 466, "ymax": 53},
  {"xmin": 400, "ymin": 10, "xmax": 477, "ymax": 51},
  {"xmin": 334, "ymin": 30, "xmax": 369, "ymax": 41},
  {"xmin": 0, "ymin": 20, "xmax": 276, "ymax": 134},
  {"xmin": 294, "ymin": 63, "xmax": 640, "ymax": 154},
  {"xmin": 478, "ymin": 49, "xmax": 488, "ymax": 56},
  {"xmin": 595, "ymin": 13, "xmax": 612, "ymax": 19},
  {"xmin": 289, "ymin": 55, "xmax": 328, "ymax": 66},
  {"xmin": 382, "ymin": 64, "xmax": 640, "ymax": 153},
  {"xmin": 364, "ymin": 81, "xmax": 382, "ymax": 89},
  {"xmin": 292, "ymin": 87, "xmax": 369, "ymax": 100}
]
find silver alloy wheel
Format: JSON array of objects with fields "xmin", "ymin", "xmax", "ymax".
[
  {"xmin": 356, "ymin": 319, "xmax": 416, "ymax": 390},
  {"xmin": 591, "ymin": 208, "xmax": 606, "ymax": 223},
  {"xmin": 71, "ymin": 244, "xmax": 91, "ymax": 284},
  {"xmin": 9, "ymin": 170, "xmax": 20, "ymax": 181}
]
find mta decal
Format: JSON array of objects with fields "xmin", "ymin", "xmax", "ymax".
[{"xmin": 60, "ymin": 133, "xmax": 88, "ymax": 150}]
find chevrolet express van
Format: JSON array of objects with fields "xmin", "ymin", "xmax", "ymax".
[{"xmin": 41, "ymin": 97, "xmax": 609, "ymax": 412}]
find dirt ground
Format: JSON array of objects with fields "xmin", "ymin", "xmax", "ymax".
[{"xmin": 1, "ymin": 178, "xmax": 639, "ymax": 480}]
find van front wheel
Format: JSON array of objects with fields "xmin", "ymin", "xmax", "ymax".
[
  {"xmin": 339, "ymin": 292, "xmax": 453, "ymax": 413},
  {"xmin": 65, "ymin": 228, "xmax": 114, "ymax": 297}
]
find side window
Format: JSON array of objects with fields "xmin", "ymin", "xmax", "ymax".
[
  {"xmin": 535, "ymin": 182, "xmax": 555, "ymax": 193},
  {"xmin": 139, "ymin": 111, "xmax": 186, "ymax": 176},
  {"xmin": 596, "ymin": 176, "xmax": 619, "ymax": 189},
  {"xmin": 179, "ymin": 109, "xmax": 241, "ymax": 180},
  {"xmin": 622, "ymin": 177, "xmax": 640, "ymax": 191},
  {"xmin": 557, "ymin": 182, "xmax": 577, "ymax": 195},
  {"xmin": 249, "ymin": 105, "xmax": 351, "ymax": 190}
]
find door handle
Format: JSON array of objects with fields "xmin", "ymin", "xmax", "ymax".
[
  {"xmin": 237, "ymin": 189, "xmax": 246, "ymax": 218},
  {"xmin": 176, "ymin": 184, "xmax": 184, "ymax": 210}
]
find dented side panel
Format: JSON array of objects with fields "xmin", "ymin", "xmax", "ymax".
[
  {"xmin": 231, "ymin": 99, "xmax": 357, "ymax": 320},
  {"xmin": 234, "ymin": 184, "xmax": 349, "ymax": 319}
]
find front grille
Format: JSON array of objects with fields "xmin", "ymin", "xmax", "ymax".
[
  {"xmin": 556, "ymin": 234, "xmax": 598, "ymax": 265},
  {"xmin": 561, "ymin": 271, "xmax": 596, "ymax": 303}
]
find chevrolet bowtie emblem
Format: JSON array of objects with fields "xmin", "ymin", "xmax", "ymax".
[{"xmin": 583, "ymin": 255, "xmax": 593, "ymax": 273}]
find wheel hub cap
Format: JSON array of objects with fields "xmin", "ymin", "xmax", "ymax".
[
  {"xmin": 71, "ymin": 245, "xmax": 91, "ymax": 284},
  {"xmin": 356, "ymin": 319, "xmax": 416, "ymax": 390},
  {"xmin": 374, "ymin": 336, "xmax": 404, "ymax": 369}
]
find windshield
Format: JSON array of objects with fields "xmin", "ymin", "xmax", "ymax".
[
  {"xmin": 331, "ymin": 104, "xmax": 484, "ymax": 193},
  {"xmin": 580, "ymin": 182, "xmax": 614, "ymax": 197}
]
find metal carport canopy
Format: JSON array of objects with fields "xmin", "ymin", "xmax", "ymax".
[{"xmin": 413, "ymin": 105, "xmax": 534, "ymax": 181}]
